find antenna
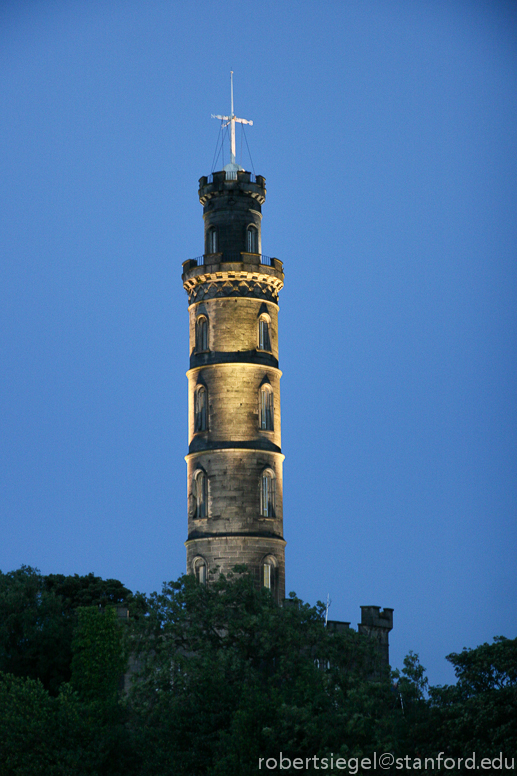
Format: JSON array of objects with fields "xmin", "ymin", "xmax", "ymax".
[
  {"xmin": 324, "ymin": 594, "xmax": 332, "ymax": 627},
  {"xmin": 211, "ymin": 72, "xmax": 253, "ymax": 168}
]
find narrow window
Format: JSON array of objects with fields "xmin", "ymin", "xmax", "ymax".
[
  {"xmin": 194, "ymin": 471, "xmax": 207, "ymax": 518},
  {"xmin": 195, "ymin": 316, "xmax": 208, "ymax": 352},
  {"xmin": 260, "ymin": 470, "xmax": 276, "ymax": 517},
  {"xmin": 258, "ymin": 316, "xmax": 271, "ymax": 351},
  {"xmin": 260, "ymin": 385, "xmax": 274, "ymax": 431},
  {"xmin": 208, "ymin": 228, "xmax": 218, "ymax": 254},
  {"xmin": 194, "ymin": 386, "xmax": 207, "ymax": 432},
  {"xmin": 247, "ymin": 225, "xmax": 258, "ymax": 254},
  {"xmin": 195, "ymin": 559, "xmax": 207, "ymax": 584},
  {"xmin": 262, "ymin": 556, "xmax": 275, "ymax": 590}
]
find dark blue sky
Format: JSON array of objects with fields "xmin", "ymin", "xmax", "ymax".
[{"xmin": 1, "ymin": 0, "xmax": 516, "ymax": 686}]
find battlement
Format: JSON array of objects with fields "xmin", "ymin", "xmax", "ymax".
[
  {"xmin": 199, "ymin": 170, "xmax": 266, "ymax": 206},
  {"xmin": 326, "ymin": 620, "xmax": 351, "ymax": 633},
  {"xmin": 181, "ymin": 256, "xmax": 284, "ymax": 306},
  {"xmin": 359, "ymin": 606, "xmax": 394, "ymax": 630}
]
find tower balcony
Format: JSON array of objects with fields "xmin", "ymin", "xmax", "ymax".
[
  {"xmin": 181, "ymin": 253, "xmax": 284, "ymax": 305},
  {"xmin": 182, "ymin": 252, "xmax": 283, "ymax": 272}
]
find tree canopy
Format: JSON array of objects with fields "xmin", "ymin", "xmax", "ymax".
[
  {"xmin": 0, "ymin": 565, "xmax": 515, "ymax": 775},
  {"xmin": 126, "ymin": 568, "xmax": 394, "ymax": 775},
  {"xmin": 0, "ymin": 566, "xmax": 132, "ymax": 694}
]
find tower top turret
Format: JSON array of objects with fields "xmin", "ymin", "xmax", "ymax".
[{"xmin": 211, "ymin": 71, "xmax": 253, "ymax": 173}]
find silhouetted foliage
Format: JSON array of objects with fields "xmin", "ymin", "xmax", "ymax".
[
  {"xmin": 0, "ymin": 673, "xmax": 97, "ymax": 776},
  {"xmin": 394, "ymin": 638, "xmax": 517, "ymax": 769},
  {"xmin": 0, "ymin": 565, "xmax": 515, "ymax": 774},
  {"xmin": 44, "ymin": 572, "xmax": 132, "ymax": 613},
  {"xmin": 0, "ymin": 567, "xmax": 69, "ymax": 694},
  {"xmin": 0, "ymin": 566, "xmax": 132, "ymax": 695},
  {"xmin": 71, "ymin": 607, "xmax": 126, "ymax": 708},
  {"xmin": 126, "ymin": 568, "xmax": 395, "ymax": 775}
]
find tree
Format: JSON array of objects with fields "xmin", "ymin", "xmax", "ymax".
[
  {"xmin": 0, "ymin": 566, "xmax": 69, "ymax": 694},
  {"xmin": 71, "ymin": 606, "xmax": 127, "ymax": 709},
  {"xmin": 0, "ymin": 673, "xmax": 99, "ymax": 775},
  {"xmin": 43, "ymin": 572, "xmax": 132, "ymax": 613},
  {"xmin": 0, "ymin": 604, "xmax": 139, "ymax": 775},
  {"xmin": 446, "ymin": 635, "xmax": 517, "ymax": 695},
  {"xmin": 3, "ymin": 563, "xmax": 513, "ymax": 773},
  {"xmin": 426, "ymin": 637, "xmax": 517, "ymax": 761},
  {"xmin": 397, "ymin": 637, "xmax": 517, "ymax": 765},
  {"xmin": 0, "ymin": 566, "xmax": 132, "ymax": 694},
  {"xmin": 70, "ymin": 606, "xmax": 139, "ymax": 774},
  {"xmin": 126, "ymin": 568, "xmax": 395, "ymax": 776}
]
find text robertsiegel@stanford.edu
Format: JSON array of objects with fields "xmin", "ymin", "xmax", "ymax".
[{"xmin": 258, "ymin": 751, "xmax": 515, "ymax": 772}]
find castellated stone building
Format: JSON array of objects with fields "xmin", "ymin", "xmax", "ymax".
[{"xmin": 182, "ymin": 168, "xmax": 286, "ymax": 602}]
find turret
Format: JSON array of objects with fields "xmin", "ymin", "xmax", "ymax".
[
  {"xmin": 358, "ymin": 606, "xmax": 394, "ymax": 668},
  {"xmin": 199, "ymin": 170, "xmax": 266, "ymax": 258}
]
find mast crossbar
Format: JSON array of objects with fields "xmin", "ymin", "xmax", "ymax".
[{"xmin": 211, "ymin": 71, "xmax": 253, "ymax": 167}]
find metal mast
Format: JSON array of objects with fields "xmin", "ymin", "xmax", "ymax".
[{"xmin": 212, "ymin": 71, "xmax": 253, "ymax": 168}]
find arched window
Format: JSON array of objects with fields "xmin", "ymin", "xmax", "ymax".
[
  {"xmin": 259, "ymin": 385, "xmax": 274, "ymax": 431},
  {"xmin": 194, "ymin": 385, "xmax": 207, "ymax": 432},
  {"xmin": 258, "ymin": 315, "xmax": 271, "ymax": 351},
  {"xmin": 195, "ymin": 316, "xmax": 208, "ymax": 352},
  {"xmin": 247, "ymin": 225, "xmax": 258, "ymax": 254},
  {"xmin": 207, "ymin": 228, "xmax": 218, "ymax": 254},
  {"xmin": 193, "ymin": 470, "xmax": 207, "ymax": 519},
  {"xmin": 260, "ymin": 469, "xmax": 276, "ymax": 518},
  {"xmin": 262, "ymin": 555, "xmax": 276, "ymax": 590},
  {"xmin": 193, "ymin": 557, "xmax": 207, "ymax": 584}
]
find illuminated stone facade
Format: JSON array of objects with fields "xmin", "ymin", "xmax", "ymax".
[{"xmin": 182, "ymin": 170, "xmax": 286, "ymax": 601}]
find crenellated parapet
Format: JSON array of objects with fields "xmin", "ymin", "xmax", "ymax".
[
  {"xmin": 182, "ymin": 257, "xmax": 284, "ymax": 305},
  {"xmin": 198, "ymin": 170, "xmax": 266, "ymax": 205},
  {"xmin": 359, "ymin": 606, "xmax": 394, "ymax": 630}
]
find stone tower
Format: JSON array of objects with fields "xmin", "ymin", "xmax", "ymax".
[{"xmin": 181, "ymin": 166, "xmax": 286, "ymax": 601}]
